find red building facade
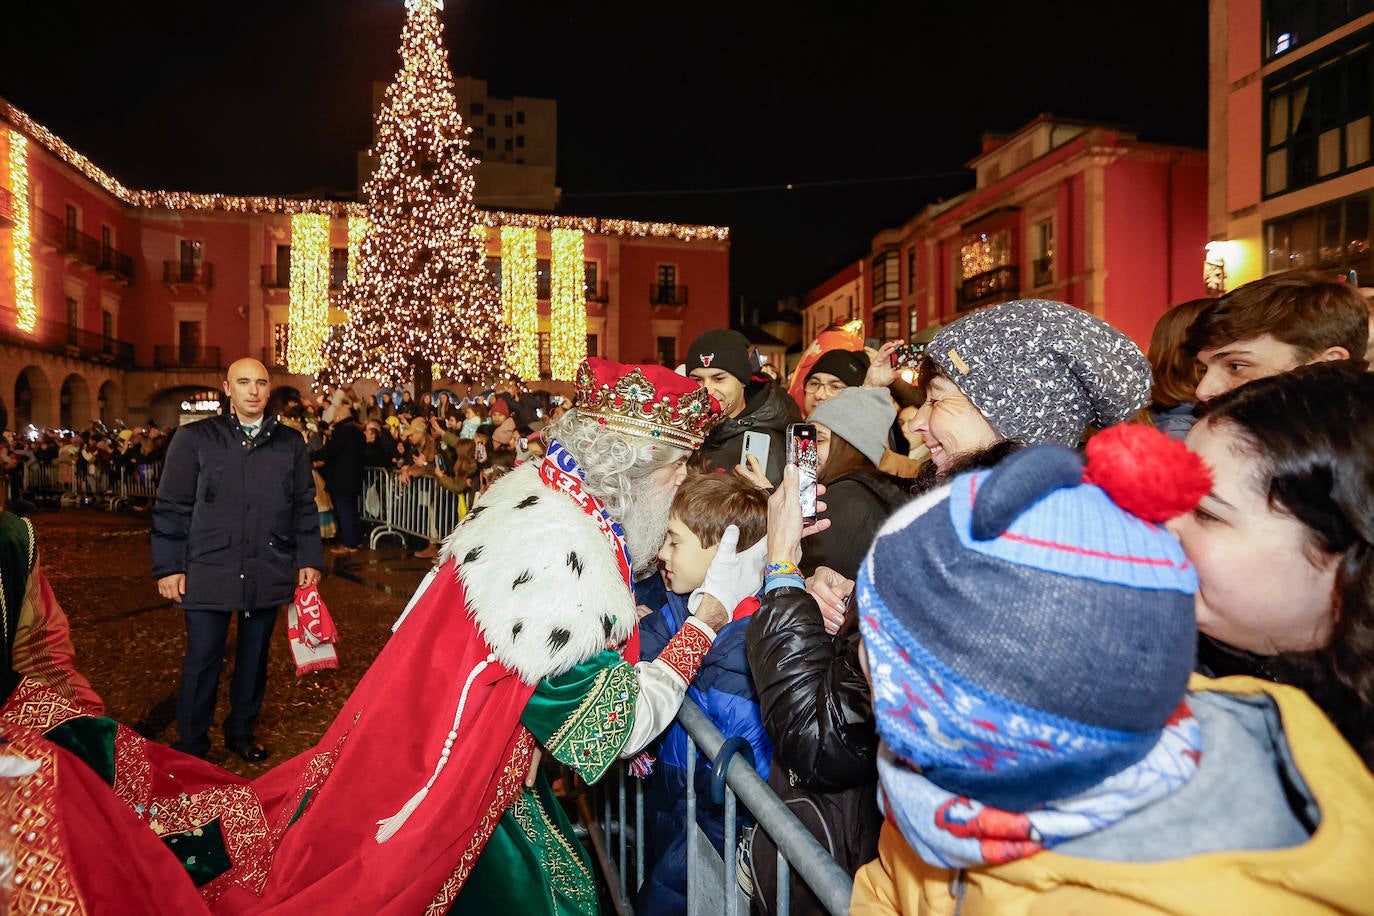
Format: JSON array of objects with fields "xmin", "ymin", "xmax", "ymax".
[
  {"xmin": 805, "ymin": 116, "xmax": 1208, "ymax": 353},
  {"xmin": 0, "ymin": 99, "xmax": 729, "ymax": 428}
]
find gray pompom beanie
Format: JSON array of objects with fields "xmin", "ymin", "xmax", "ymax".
[
  {"xmin": 808, "ymin": 386, "xmax": 896, "ymax": 468},
  {"xmin": 929, "ymin": 300, "xmax": 1152, "ymax": 447}
]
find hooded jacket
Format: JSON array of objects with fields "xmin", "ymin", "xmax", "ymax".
[
  {"xmin": 851, "ymin": 675, "xmax": 1374, "ymax": 915},
  {"xmin": 693, "ymin": 379, "xmax": 801, "ymax": 486}
]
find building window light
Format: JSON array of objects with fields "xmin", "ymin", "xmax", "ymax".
[{"xmin": 1274, "ymin": 32, "xmax": 1291, "ymax": 55}]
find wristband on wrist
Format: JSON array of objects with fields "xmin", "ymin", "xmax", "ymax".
[
  {"xmin": 764, "ymin": 560, "xmax": 799, "ymax": 577},
  {"xmin": 764, "ymin": 571, "xmax": 806, "ymax": 593}
]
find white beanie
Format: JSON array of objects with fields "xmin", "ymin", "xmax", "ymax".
[{"xmin": 808, "ymin": 386, "xmax": 896, "ymax": 467}]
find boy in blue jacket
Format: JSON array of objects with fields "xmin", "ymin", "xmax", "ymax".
[{"xmin": 637, "ymin": 472, "xmax": 771, "ymax": 915}]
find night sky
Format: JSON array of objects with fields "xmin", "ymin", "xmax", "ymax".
[{"xmin": 1, "ymin": 0, "xmax": 1207, "ymax": 322}]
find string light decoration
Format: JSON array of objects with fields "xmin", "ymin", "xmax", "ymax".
[
  {"xmin": 7, "ymin": 130, "xmax": 35, "ymax": 333},
  {"xmin": 287, "ymin": 213, "xmax": 330, "ymax": 374},
  {"xmin": 322, "ymin": 0, "xmax": 515, "ymax": 388},
  {"xmin": 346, "ymin": 216, "xmax": 369, "ymax": 280},
  {"xmin": 549, "ymin": 228, "xmax": 587, "ymax": 380},
  {"xmin": 1, "ymin": 99, "xmax": 731, "ymax": 241},
  {"xmin": 500, "ymin": 226, "xmax": 538, "ymax": 379}
]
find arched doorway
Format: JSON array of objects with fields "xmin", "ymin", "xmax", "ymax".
[
  {"xmin": 59, "ymin": 374, "xmax": 92, "ymax": 430},
  {"xmin": 14, "ymin": 365, "xmax": 52, "ymax": 431},
  {"xmin": 98, "ymin": 380, "xmax": 124, "ymax": 426}
]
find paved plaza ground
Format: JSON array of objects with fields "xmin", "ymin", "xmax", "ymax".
[{"xmin": 35, "ymin": 507, "xmax": 431, "ymax": 776}]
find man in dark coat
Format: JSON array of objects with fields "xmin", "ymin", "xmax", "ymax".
[
  {"xmin": 684, "ymin": 329, "xmax": 801, "ymax": 485},
  {"xmin": 313, "ymin": 403, "xmax": 367, "ymax": 554},
  {"xmin": 152, "ymin": 357, "xmax": 322, "ymax": 762}
]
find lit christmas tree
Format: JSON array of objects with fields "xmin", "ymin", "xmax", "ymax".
[{"xmin": 324, "ymin": 0, "xmax": 514, "ymax": 389}]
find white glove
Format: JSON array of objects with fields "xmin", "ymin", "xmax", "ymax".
[{"xmin": 689, "ymin": 524, "xmax": 768, "ymax": 615}]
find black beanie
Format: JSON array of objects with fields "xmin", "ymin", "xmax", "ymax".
[
  {"xmin": 807, "ymin": 349, "xmax": 870, "ymax": 388},
  {"xmin": 684, "ymin": 329, "xmax": 753, "ymax": 385}
]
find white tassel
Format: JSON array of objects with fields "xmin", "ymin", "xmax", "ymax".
[
  {"xmin": 374, "ymin": 653, "xmax": 494, "ymax": 843},
  {"xmin": 374, "ymin": 786, "xmax": 429, "ymax": 842}
]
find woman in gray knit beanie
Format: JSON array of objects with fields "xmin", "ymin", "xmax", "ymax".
[{"xmin": 912, "ymin": 299, "xmax": 1152, "ymax": 474}]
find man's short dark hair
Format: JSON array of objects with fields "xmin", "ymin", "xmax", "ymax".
[{"xmin": 1184, "ymin": 269, "xmax": 1369, "ymax": 360}]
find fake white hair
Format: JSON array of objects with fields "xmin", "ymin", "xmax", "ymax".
[{"xmin": 544, "ymin": 409, "xmax": 689, "ymax": 520}]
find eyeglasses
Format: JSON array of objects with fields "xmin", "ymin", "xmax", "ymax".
[{"xmin": 804, "ymin": 378, "xmax": 848, "ymax": 395}]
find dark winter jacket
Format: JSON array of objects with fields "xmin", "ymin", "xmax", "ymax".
[
  {"xmin": 636, "ymin": 591, "xmax": 771, "ymax": 916},
  {"xmin": 800, "ymin": 469, "xmax": 909, "ymax": 579},
  {"xmin": 745, "ymin": 586, "xmax": 881, "ymax": 915},
  {"xmin": 151, "ymin": 413, "xmax": 322, "ymax": 612},
  {"xmin": 693, "ymin": 380, "xmax": 801, "ymax": 486},
  {"xmin": 362, "ymin": 429, "xmax": 398, "ymax": 469},
  {"xmin": 312, "ymin": 421, "xmax": 367, "ymax": 497}
]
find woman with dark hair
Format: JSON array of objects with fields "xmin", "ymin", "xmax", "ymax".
[
  {"xmin": 1148, "ymin": 298, "xmax": 1209, "ymax": 440},
  {"xmin": 799, "ymin": 386, "xmax": 909, "ymax": 581},
  {"xmin": 1170, "ymin": 360, "xmax": 1374, "ymax": 766}
]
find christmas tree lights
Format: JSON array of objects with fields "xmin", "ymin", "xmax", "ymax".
[
  {"xmin": 549, "ymin": 228, "xmax": 587, "ymax": 380},
  {"xmin": 288, "ymin": 213, "xmax": 330, "ymax": 374},
  {"xmin": 500, "ymin": 226, "xmax": 538, "ymax": 379},
  {"xmin": 321, "ymin": 0, "xmax": 516, "ymax": 386},
  {"xmin": 7, "ymin": 130, "xmax": 35, "ymax": 333}
]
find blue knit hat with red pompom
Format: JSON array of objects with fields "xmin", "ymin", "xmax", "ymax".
[{"xmin": 857, "ymin": 424, "xmax": 1212, "ymax": 811}]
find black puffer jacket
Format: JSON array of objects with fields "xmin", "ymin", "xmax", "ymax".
[
  {"xmin": 746, "ymin": 587, "xmax": 876, "ymax": 792},
  {"xmin": 693, "ymin": 380, "xmax": 801, "ymax": 485},
  {"xmin": 151, "ymin": 413, "xmax": 322, "ymax": 612},
  {"xmin": 746, "ymin": 587, "xmax": 881, "ymax": 915}
]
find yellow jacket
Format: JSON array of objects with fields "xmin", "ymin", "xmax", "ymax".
[{"xmin": 851, "ymin": 676, "xmax": 1374, "ymax": 915}]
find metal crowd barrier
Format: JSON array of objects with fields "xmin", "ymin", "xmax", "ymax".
[
  {"xmin": 582, "ymin": 702, "xmax": 854, "ymax": 916},
  {"xmin": 20, "ymin": 461, "xmax": 163, "ymax": 510},
  {"xmin": 359, "ymin": 467, "xmax": 465, "ymax": 548}
]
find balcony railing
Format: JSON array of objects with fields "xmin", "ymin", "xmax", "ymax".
[
  {"xmin": 65, "ymin": 227, "xmax": 102, "ymax": 268},
  {"xmin": 154, "ymin": 344, "xmax": 222, "ymax": 370},
  {"xmin": 0, "ymin": 186, "xmax": 12, "ymax": 226},
  {"xmin": 649, "ymin": 284, "xmax": 688, "ymax": 306},
  {"xmin": 0, "ymin": 306, "xmax": 136, "ymax": 367},
  {"xmin": 98, "ymin": 247, "xmax": 135, "ymax": 284},
  {"xmin": 33, "ymin": 209, "xmax": 68, "ymax": 252},
  {"xmin": 586, "ymin": 281, "xmax": 609, "ymax": 302},
  {"xmin": 163, "ymin": 261, "xmax": 214, "ymax": 287},
  {"xmin": 958, "ymin": 265, "xmax": 1020, "ymax": 312},
  {"xmin": 261, "ymin": 265, "xmax": 290, "ymax": 289}
]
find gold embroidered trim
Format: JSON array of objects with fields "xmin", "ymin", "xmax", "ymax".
[{"xmin": 1, "ymin": 725, "xmax": 87, "ymax": 916}]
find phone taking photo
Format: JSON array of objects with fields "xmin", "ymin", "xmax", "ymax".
[
  {"xmin": 787, "ymin": 423, "xmax": 819, "ymax": 522},
  {"xmin": 741, "ymin": 430, "xmax": 771, "ymax": 473}
]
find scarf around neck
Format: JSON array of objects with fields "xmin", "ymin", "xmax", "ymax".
[{"xmin": 876, "ymin": 703, "xmax": 1202, "ymax": 869}]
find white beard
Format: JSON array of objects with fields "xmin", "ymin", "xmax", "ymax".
[{"xmin": 619, "ymin": 477, "xmax": 676, "ymax": 579}]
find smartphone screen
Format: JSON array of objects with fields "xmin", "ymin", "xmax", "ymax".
[{"xmin": 787, "ymin": 423, "xmax": 819, "ymax": 522}]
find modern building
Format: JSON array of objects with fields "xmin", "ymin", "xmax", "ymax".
[
  {"xmin": 1207, "ymin": 0, "xmax": 1373, "ymax": 291},
  {"xmin": 802, "ymin": 260, "xmax": 867, "ymax": 347},
  {"xmin": 0, "ymin": 98, "xmax": 728, "ymax": 429},
  {"xmin": 357, "ymin": 77, "xmax": 560, "ymax": 212},
  {"xmin": 803, "ymin": 115, "xmax": 1208, "ymax": 352}
]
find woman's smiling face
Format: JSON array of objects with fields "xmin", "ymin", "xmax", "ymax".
[
  {"xmin": 910, "ymin": 375, "xmax": 1001, "ymax": 472},
  {"xmin": 1167, "ymin": 418, "xmax": 1340, "ymax": 654}
]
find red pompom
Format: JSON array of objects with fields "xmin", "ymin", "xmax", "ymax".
[{"xmin": 1082, "ymin": 424, "xmax": 1212, "ymax": 523}]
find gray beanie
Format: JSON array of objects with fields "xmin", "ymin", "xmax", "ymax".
[
  {"xmin": 808, "ymin": 386, "xmax": 896, "ymax": 468},
  {"xmin": 929, "ymin": 299, "xmax": 1151, "ymax": 447}
]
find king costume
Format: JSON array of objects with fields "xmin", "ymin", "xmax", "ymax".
[{"xmin": 1, "ymin": 358, "xmax": 727, "ymax": 916}]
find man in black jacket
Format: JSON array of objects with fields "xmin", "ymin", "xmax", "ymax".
[
  {"xmin": 684, "ymin": 329, "xmax": 800, "ymax": 485},
  {"xmin": 313, "ymin": 403, "xmax": 367, "ymax": 554},
  {"xmin": 152, "ymin": 357, "xmax": 322, "ymax": 763}
]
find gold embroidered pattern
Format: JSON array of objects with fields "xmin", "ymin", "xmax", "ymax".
[
  {"xmin": 545, "ymin": 663, "xmax": 639, "ymax": 784},
  {"xmin": 112, "ymin": 723, "xmax": 153, "ymax": 811},
  {"xmin": 425, "ymin": 728, "xmax": 535, "ymax": 915},
  {"xmin": 508, "ymin": 788, "xmax": 595, "ymax": 912},
  {"xmin": 658, "ymin": 621, "xmax": 712, "ymax": 686},
  {"xmin": 146, "ymin": 785, "xmax": 271, "ymax": 902},
  {"xmin": 0, "ymin": 678, "xmax": 87, "ymax": 732},
  {"xmin": 1, "ymin": 725, "xmax": 87, "ymax": 916}
]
